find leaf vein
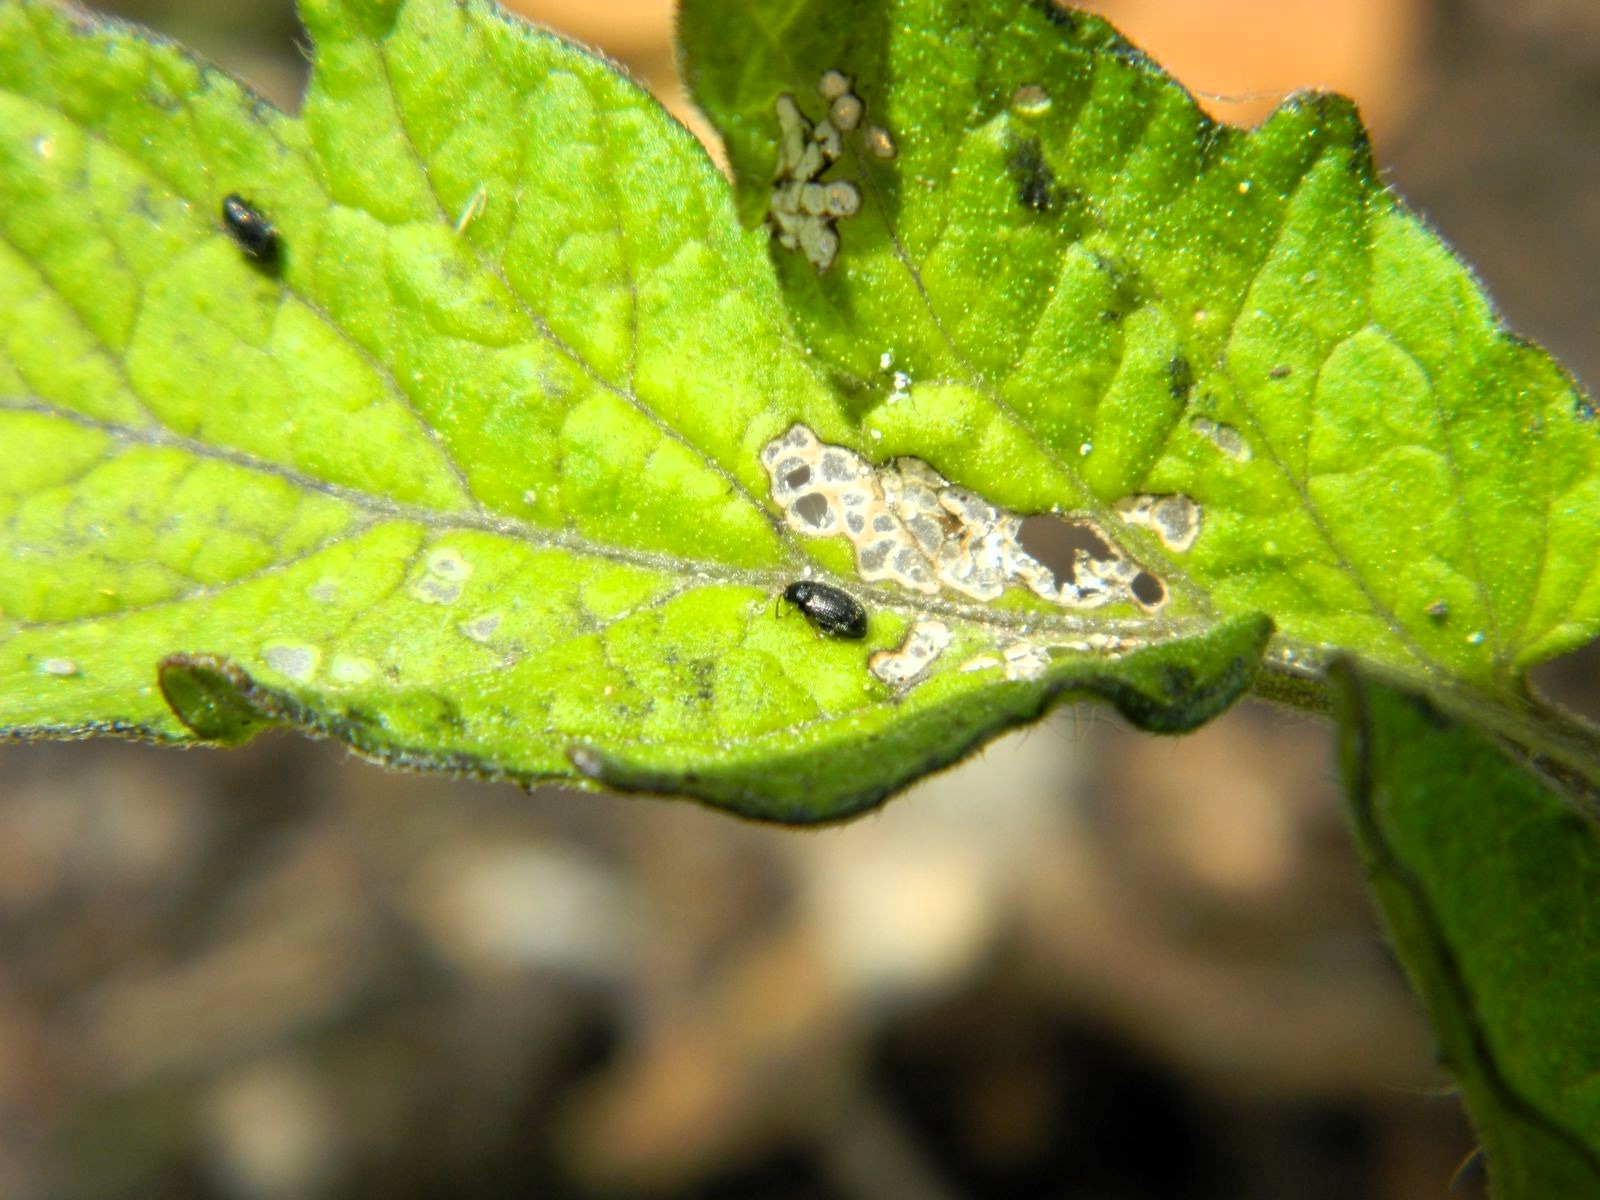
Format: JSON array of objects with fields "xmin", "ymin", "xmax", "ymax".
[
  {"xmin": 371, "ymin": 30, "xmax": 798, "ymax": 556},
  {"xmin": 1191, "ymin": 149, "xmax": 1440, "ymax": 673},
  {"xmin": 11, "ymin": 518, "xmax": 377, "ymax": 631},
  {"xmin": 0, "ymin": 221, "xmax": 161, "ymax": 429}
]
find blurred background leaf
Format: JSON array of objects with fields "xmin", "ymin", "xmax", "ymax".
[{"xmin": 1336, "ymin": 662, "xmax": 1600, "ymax": 1199}]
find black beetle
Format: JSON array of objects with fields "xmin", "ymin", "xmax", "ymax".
[
  {"xmin": 221, "ymin": 194, "xmax": 280, "ymax": 264},
  {"xmin": 781, "ymin": 580, "xmax": 868, "ymax": 639}
]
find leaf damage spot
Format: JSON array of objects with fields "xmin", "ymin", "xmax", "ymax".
[
  {"xmin": 959, "ymin": 641, "xmax": 1051, "ymax": 681},
  {"xmin": 869, "ymin": 620, "xmax": 952, "ymax": 686},
  {"xmin": 1009, "ymin": 137, "xmax": 1057, "ymax": 213},
  {"xmin": 1129, "ymin": 571, "xmax": 1167, "ymax": 607},
  {"xmin": 1003, "ymin": 641, "xmax": 1051, "ymax": 679},
  {"xmin": 1116, "ymin": 493, "xmax": 1201, "ymax": 552},
  {"xmin": 328, "ymin": 655, "xmax": 375, "ymax": 685},
  {"xmin": 961, "ymin": 629, "xmax": 1132, "ymax": 680},
  {"xmin": 1190, "ymin": 416, "xmax": 1252, "ymax": 462},
  {"xmin": 410, "ymin": 546, "xmax": 473, "ymax": 605},
  {"xmin": 262, "ymin": 642, "xmax": 319, "ymax": 682},
  {"xmin": 761, "ymin": 425, "xmax": 1169, "ymax": 611},
  {"xmin": 770, "ymin": 71, "xmax": 881, "ymax": 271},
  {"xmin": 1011, "ymin": 84, "xmax": 1052, "ymax": 116},
  {"xmin": 1167, "ymin": 354, "xmax": 1195, "ymax": 401},
  {"xmin": 459, "ymin": 612, "xmax": 502, "ymax": 643}
]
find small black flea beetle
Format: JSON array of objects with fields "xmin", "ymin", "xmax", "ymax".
[
  {"xmin": 221, "ymin": 194, "xmax": 280, "ymax": 263},
  {"xmin": 781, "ymin": 580, "xmax": 868, "ymax": 639}
]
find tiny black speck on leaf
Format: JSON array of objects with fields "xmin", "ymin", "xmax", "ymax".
[
  {"xmin": 1167, "ymin": 354, "xmax": 1195, "ymax": 401},
  {"xmin": 1009, "ymin": 138, "xmax": 1056, "ymax": 213},
  {"xmin": 221, "ymin": 193, "xmax": 280, "ymax": 264}
]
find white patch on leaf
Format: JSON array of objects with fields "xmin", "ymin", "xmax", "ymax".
[
  {"xmin": 263, "ymin": 643, "xmax": 319, "ymax": 682},
  {"xmin": 328, "ymin": 655, "xmax": 375, "ymax": 685},
  {"xmin": 411, "ymin": 547, "xmax": 473, "ymax": 605},
  {"xmin": 1001, "ymin": 641, "xmax": 1050, "ymax": 681},
  {"xmin": 1115, "ymin": 493, "xmax": 1201, "ymax": 553},
  {"xmin": 459, "ymin": 612, "xmax": 502, "ymax": 643},
  {"xmin": 1190, "ymin": 416, "xmax": 1252, "ymax": 462},
  {"xmin": 869, "ymin": 620, "xmax": 952, "ymax": 686},
  {"xmin": 761, "ymin": 424, "xmax": 1168, "ymax": 611}
]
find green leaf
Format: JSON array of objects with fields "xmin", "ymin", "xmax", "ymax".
[
  {"xmin": 680, "ymin": 0, "xmax": 1600, "ymax": 697},
  {"xmin": 1335, "ymin": 662, "xmax": 1600, "ymax": 1198},
  {"xmin": 0, "ymin": 0, "xmax": 1266, "ymax": 820}
]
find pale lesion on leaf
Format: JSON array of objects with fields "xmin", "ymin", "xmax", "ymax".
[{"xmin": 759, "ymin": 422, "xmax": 1172, "ymax": 615}]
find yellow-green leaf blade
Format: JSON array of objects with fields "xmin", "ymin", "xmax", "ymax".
[
  {"xmin": 1, "ymin": 0, "xmax": 1265, "ymax": 819},
  {"xmin": 681, "ymin": 0, "xmax": 1600, "ymax": 695}
]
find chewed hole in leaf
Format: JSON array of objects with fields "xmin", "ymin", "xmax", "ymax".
[
  {"xmin": 1527, "ymin": 638, "xmax": 1600, "ymax": 725},
  {"xmin": 1190, "ymin": 416, "xmax": 1252, "ymax": 462},
  {"xmin": 792, "ymin": 491, "xmax": 831, "ymax": 528},
  {"xmin": 1130, "ymin": 572, "xmax": 1167, "ymax": 608},
  {"xmin": 761, "ymin": 425, "xmax": 1169, "ymax": 611},
  {"xmin": 1015, "ymin": 513, "xmax": 1111, "ymax": 578},
  {"xmin": 1116, "ymin": 493, "xmax": 1202, "ymax": 553},
  {"xmin": 869, "ymin": 620, "xmax": 952, "ymax": 686}
]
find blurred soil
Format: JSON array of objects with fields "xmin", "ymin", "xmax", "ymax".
[{"xmin": 3, "ymin": 0, "xmax": 1598, "ymax": 1196}]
